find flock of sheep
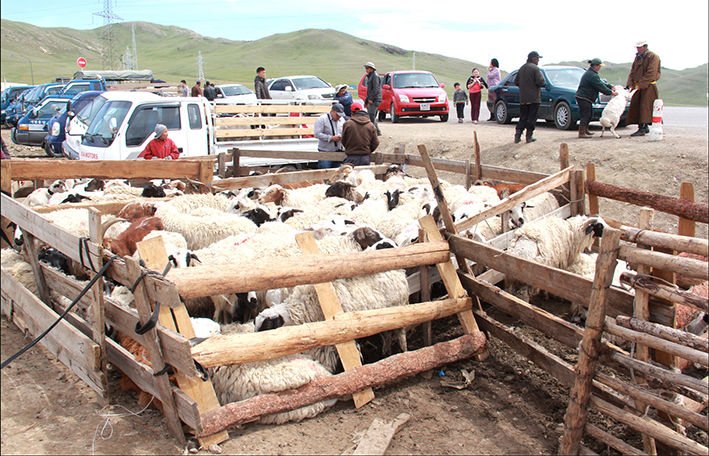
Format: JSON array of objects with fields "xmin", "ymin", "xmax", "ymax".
[{"xmin": 2, "ymin": 163, "xmax": 642, "ymax": 424}]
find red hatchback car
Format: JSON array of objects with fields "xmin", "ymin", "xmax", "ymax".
[{"xmin": 358, "ymin": 70, "xmax": 449, "ymax": 123}]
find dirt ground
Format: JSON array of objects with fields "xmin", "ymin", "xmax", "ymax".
[{"xmin": 1, "ymin": 116, "xmax": 707, "ymax": 455}]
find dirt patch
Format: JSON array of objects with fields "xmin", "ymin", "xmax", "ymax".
[{"xmin": 1, "ymin": 118, "xmax": 707, "ymax": 455}]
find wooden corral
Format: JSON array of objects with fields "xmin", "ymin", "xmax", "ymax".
[{"xmin": 213, "ymin": 102, "xmax": 331, "ymax": 141}]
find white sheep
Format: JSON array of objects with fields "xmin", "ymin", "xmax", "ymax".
[
  {"xmin": 25, "ymin": 180, "xmax": 68, "ymax": 207},
  {"xmin": 210, "ymin": 322, "xmax": 336, "ymax": 425},
  {"xmin": 600, "ymin": 86, "xmax": 637, "ymax": 139},
  {"xmin": 258, "ymin": 184, "xmax": 329, "ymax": 209}
]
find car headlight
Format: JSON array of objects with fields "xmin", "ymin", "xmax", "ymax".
[
  {"xmin": 398, "ymin": 94, "xmax": 410, "ymax": 103},
  {"xmin": 438, "ymin": 93, "xmax": 447, "ymax": 103},
  {"xmin": 308, "ymin": 94, "xmax": 321, "ymax": 100},
  {"xmin": 51, "ymin": 122, "xmax": 60, "ymax": 136}
]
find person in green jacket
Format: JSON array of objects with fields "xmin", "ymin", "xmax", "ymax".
[{"xmin": 575, "ymin": 58, "xmax": 615, "ymax": 138}]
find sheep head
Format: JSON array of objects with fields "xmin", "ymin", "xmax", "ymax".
[{"xmin": 259, "ymin": 185, "xmax": 286, "ymax": 205}]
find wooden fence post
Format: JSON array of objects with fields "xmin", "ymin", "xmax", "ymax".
[
  {"xmin": 473, "ymin": 131, "xmax": 482, "ymax": 182},
  {"xmin": 559, "ymin": 144, "xmax": 571, "ymax": 207},
  {"xmin": 1, "ymin": 160, "xmax": 13, "ymax": 249},
  {"xmin": 88, "ymin": 208, "xmax": 109, "ymax": 401},
  {"xmin": 217, "ymin": 152, "xmax": 226, "ymax": 179},
  {"xmin": 418, "ymin": 228, "xmax": 432, "ymax": 347},
  {"xmin": 560, "ymin": 227, "xmax": 621, "ymax": 455},
  {"xmin": 231, "ymin": 148, "xmax": 241, "ymax": 178},
  {"xmin": 585, "ymin": 162, "xmax": 599, "ymax": 216},
  {"xmin": 678, "ymin": 182, "xmax": 696, "ymax": 238}
]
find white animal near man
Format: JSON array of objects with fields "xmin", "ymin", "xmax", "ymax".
[{"xmin": 599, "ymin": 85, "xmax": 637, "ymax": 139}]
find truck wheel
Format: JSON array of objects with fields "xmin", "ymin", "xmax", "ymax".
[
  {"xmin": 390, "ymin": 103, "xmax": 399, "ymax": 124},
  {"xmin": 439, "ymin": 114, "xmax": 449, "ymax": 122},
  {"xmin": 378, "ymin": 110, "xmax": 386, "ymax": 122},
  {"xmin": 44, "ymin": 142, "xmax": 55, "ymax": 157}
]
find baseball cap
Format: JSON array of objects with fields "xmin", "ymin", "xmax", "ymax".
[
  {"xmin": 528, "ymin": 51, "xmax": 543, "ymax": 59},
  {"xmin": 331, "ymin": 103, "xmax": 345, "ymax": 114},
  {"xmin": 635, "ymin": 40, "xmax": 648, "ymax": 47},
  {"xmin": 351, "ymin": 102, "xmax": 363, "ymax": 112},
  {"xmin": 588, "ymin": 58, "xmax": 603, "ymax": 66}
]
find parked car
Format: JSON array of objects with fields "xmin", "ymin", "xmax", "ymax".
[
  {"xmin": 45, "ymin": 91, "xmax": 104, "ymax": 157},
  {"xmin": 267, "ymin": 75, "xmax": 336, "ymax": 101},
  {"xmin": 215, "ymin": 84, "xmax": 258, "ymax": 103},
  {"xmin": 358, "ymin": 71, "xmax": 449, "ymax": 123},
  {"xmin": 11, "ymin": 95, "xmax": 71, "ymax": 147},
  {"xmin": 57, "ymin": 79, "xmax": 106, "ymax": 97},
  {"xmin": 4, "ymin": 82, "xmax": 65, "ymax": 127},
  {"xmin": 62, "ymin": 92, "xmax": 110, "ymax": 160},
  {"xmin": 490, "ymin": 65, "xmax": 628, "ymax": 130},
  {"xmin": 1, "ymin": 85, "xmax": 34, "ymax": 125}
]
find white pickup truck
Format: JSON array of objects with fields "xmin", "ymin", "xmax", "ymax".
[{"xmin": 63, "ymin": 91, "xmax": 331, "ymax": 167}]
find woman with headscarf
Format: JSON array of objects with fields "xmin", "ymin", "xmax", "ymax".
[{"xmin": 137, "ymin": 124, "xmax": 180, "ymax": 160}]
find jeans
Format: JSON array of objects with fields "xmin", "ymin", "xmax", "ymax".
[
  {"xmin": 516, "ymin": 103, "xmax": 540, "ymax": 136},
  {"xmin": 318, "ymin": 160, "xmax": 341, "ymax": 169},
  {"xmin": 343, "ymin": 155, "xmax": 371, "ymax": 166},
  {"xmin": 576, "ymin": 97, "xmax": 592, "ymax": 129},
  {"xmin": 455, "ymin": 103, "xmax": 465, "ymax": 120},
  {"xmin": 469, "ymin": 92, "xmax": 482, "ymax": 121}
]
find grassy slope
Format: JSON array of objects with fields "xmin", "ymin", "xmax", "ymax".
[{"xmin": 2, "ymin": 19, "xmax": 707, "ymax": 106}]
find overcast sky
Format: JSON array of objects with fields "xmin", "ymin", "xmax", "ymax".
[{"xmin": 1, "ymin": 0, "xmax": 707, "ymax": 71}]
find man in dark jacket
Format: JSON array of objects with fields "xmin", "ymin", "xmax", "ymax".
[
  {"xmin": 626, "ymin": 41, "xmax": 661, "ymax": 137},
  {"xmin": 254, "ymin": 67, "xmax": 271, "ymax": 100},
  {"xmin": 514, "ymin": 51, "xmax": 547, "ymax": 143},
  {"xmin": 576, "ymin": 58, "xmax": 615, "ymax": 138},
  {"xmin": 363, "ymin": 62, "xmax": 382, "ymax": 136},
  {"xmin": 191, "ymin": 80, "xmax": 203, "ymax": 97},
  {"xmin": 341, "ymin": 102, "xmax": 379, "ymax": 166},
  {"xmin": 203, "ymin": 81, "xmax": 217, "ymax": 101}
]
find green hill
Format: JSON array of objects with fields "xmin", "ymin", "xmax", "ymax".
[{"xmin": 2, "ymin": 19, "xmax": 707, "ymax": 106}]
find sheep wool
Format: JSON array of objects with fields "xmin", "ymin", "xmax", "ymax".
[
  {"xmin": 1, "ymin": 248, "xmax": 38, "ymax": 295},
  {"xmin": 210, "ymin": 322, "xmax": 336, "ymax": 424}
]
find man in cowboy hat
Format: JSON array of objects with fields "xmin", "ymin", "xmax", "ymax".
[
  {"xmin": 626, "ymin": 40, "xmax": 661, "ymax": 137},
  {"xmin": 363, "ymin": 62, "xmax": 382, "ymax": 136},
  {"xmin": 576, "ymin": 58, "xmax": 615, "ymax": 138}
]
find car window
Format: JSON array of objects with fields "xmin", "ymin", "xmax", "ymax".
[
  {"xmin": 504, "ymin": 72, "xmax": 518, "ymax": 87},
  {"xmin": 270, "ymin": 79, "xmax": 290, "ymax": 91},
  {"xmin": 46, "ymin": 86, "xmax": 64, "ymax": 96},
  {"xmin": 125, "ymin": 105, "xmax": 181, "ymax": 146},
  {"xmin": 188, "ymin": 103, "xmax": 202, "ymax": 129},
  {"xmin": 292, "ymin": 77, "xmax": 330, "ymax": 90},
  {"xmin": 392, "ymin": 73, "xmax": 439, "ymax": 89},
  {"xmin": 63, "ymin": 83, "xmax": 90, "ymax": 96},
  {"xmin": 544, "ymin": 68, "xmax": 584, "ymax": 89},
  {"xmin": 384, "ymin": 74, "xmax": 392, "ymax": 85},
  {"xmin": 77, "ymin": 95, "xmax": 107, "ymax": 125},
  {"xmin": 83, "ymin": 100, "xmax": 131, "ymax": 148},
  {"xmin": 220, "ymin": 85, "xmax": 252, "ymax": 96},
  {"xmin": 38, "ymin": 100, "xmax": 68, "ymax": 117}
]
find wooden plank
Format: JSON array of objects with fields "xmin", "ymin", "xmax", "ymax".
[
  {"xmin": 124, "ymin": 257, "xmax": 186, "ymax": 443},
  {"xmin": 1, "ymin": 270, "xmax": 104, "ymax": 395},
  {"xmin": 620, "ymin": 225, "xmax": 708, "ymax": 258},
  {"xmin": 571, "ymin": 169, "xmax": 586, "ymax": 216},
  {"xmin": 619, "ymin": 245, "xmax": 708, "ymax": 279},
  {"xmin": 22, "ymin": 233, "xmax": 52, "ymax": 304},
  {"xmin": 585, "ymin": 423, "xmax": 644, "ymax": 456},
  {"xmin": 352, "ymin": 413, "xmax": 411, "ymax": 456},
  {"xmin": 586, "ymin": 163, "xmax": 599, "ymax": 215},
  {"xmin": 455, "ymin": 166, "xmax": 572, "ymax": 232},
  {"xmin": 473, "ymin": 131, "xmax": 482, "ymax": 181},
  {"xmin": 33, "ymin": 199, "xmax": 164, "ymax": 215},
  {"xmin": 587, "ymin": 180, "xmax": 709, "ymax": 224},
  {"xmin": 559, "ymin": 144, "xmax": 571, "ymax": 205},
  {"xmin": 419, "ymin": 215, "xmax": 480, "ymax": 334},
  {"xmin": 590, "ymin": 395, "xmax": 708, "ymax": 456},
  {"xmin": 486, "ymin": 204, "xmax": 571, "ymax": 251},
  {"xmin": 212, "ymin": 164, "xmax": 391, "ymax": 191},
  {"xmin": 170, "ymin": 241, "xmax": 451, "ymax": 299},
  {"xmin": 560, "ymin": 228, "xmax": 621, "ymax": 456},
  {"xmin": 608, "ymin": 351, "xmax": 708, "ymax": 393},
  {"xmin": 88, "ymin": 208, "xmax": 109, "ymax": 401},
  {"xmin": 4, "ymin": 159, "xmax": 206, "ymax": 181},
  {"xmin": 214, "ymin": 104, "xmax": 332, "ymax": 114},
  {"xmin": 198, "ymin": 334, "xmax": 486, "ymax": 436},
  {"xmin": 216, "ymin": 116, "xmax": 318, "ymax": 126},
  {"xmin": 616, "ymin": 315, "xmax": 708, "ymax": 352},
  {"xmin": 216, "ymin": 127, "xmax": 314, "ymax": 139},
  {"xmin": 678, "ymin": 182, "xmax": 696, "ymax": 237},
  {"xmin": 419, "ymin": 230, "xmax": 432, "ymax": 346},
  {"xmin": 236, "ymin": 149, "xmax": 347, "ymax": 162},
  {"xmin": 295, "ymin": 231, "xmax": 375, "ymax": 408},
  {"xmin": 192, "ymin": 298, "xmax": 472, "ymax": 368},
  {"xmin": 449, "ymin": 235, "xmax": 675, "ymax": 326}
]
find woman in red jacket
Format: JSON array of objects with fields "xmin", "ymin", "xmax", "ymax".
[{"xmin": 138, "ymin": 124, "xmax": 180, "ymax": 160}]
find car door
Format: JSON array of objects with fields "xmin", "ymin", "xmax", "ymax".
[
  {"xmin": 380, "ymin": 73, "xmax": 393, "ymax": 111},
  {"xmin": 269, "ymin": 78, "xmax": 295, "ymax": 100},
  {"xmin": 184, "ymin": 102, "xmax": 207, "ymax": 157},
  {"xmin": 498, "ymin": 71, "xmax": 520, "ymax": 113},
  {"xmin": 123, "ymin": 103, "xmax": 184, "ymax": 159},
  {"xmin": 538, "ymin": 70, "xmax": 554, "ymax": 119}
]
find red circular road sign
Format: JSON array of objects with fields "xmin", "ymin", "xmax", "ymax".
[{"xmin": 76, "ymin": 57, "xmax": 87, "ymax": 68}]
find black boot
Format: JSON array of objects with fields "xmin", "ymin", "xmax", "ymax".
[
  {"xmin": 630, "ymin": 124, "xmax": 646, "ymax": 137},
  {"xmin": 514, "ymin": 131, "xmax": 522, "ymax": 144},
  {"xmin": 525, "ymin": 132, "xmax": 536, "ymax": 143}
]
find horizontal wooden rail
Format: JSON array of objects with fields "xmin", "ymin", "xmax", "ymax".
[
  {"xmin": 1, "ymin": 158, "xmax": 209, "ymax": 181},
  {"xmin": 197, "ymin": 333, "xmax": 486, "ymax": 436},
  {"xmin": 192, "ymin": 297, "xmax": 471, "ymax": 367},
  {"xmin": 234, "ymin": 149, "xmax": 347, "ymax": 162},
  {"xmin": 587, "ymin": 180, "xmax": 709, "ymax": 224},
  {"xmin": 170, "ymin": 241, "xmax": 451, "ymax": 299},
  {"xmin": 619, "ymin": 273, "xmax": 709, "ymax": 314},
  {"xmin": 585, "ymin": 423, "xmax": 644, "ymax": 456},
  {"xmin": 615, "ymin": 315, "xmax": 709, "ymax": 352},
  {"xmin": 455, "ymin": 167, "xmax": 572, "ymax": 232},
  {"xmin": 619, "ymin": 245, "xmax": 708, "ymax": 280},
  {"xmin": 216, "ymin": 117, "xmax": 318, "ymax": 126},
  {"xmin": 608, "ymin": 351, "xmax": 708, "ymax": 394},
  {"xmin": 620, "ymin": 225, "xmax": 708, "ymax": 257},
  {"xmin": 214, "ymin": 104, "xmax": 332, "ymax": 114},
  {"xmin": 216, "ymin": 127, "xmax": 314, "ymax": 139},
  {"xmin": 450, "ymin": 235, "xmax": 674, "ymax": 325}
]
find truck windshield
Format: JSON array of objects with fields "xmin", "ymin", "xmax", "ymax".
[
  {"xmin": 393, "ymin": 73, "xmax": 439, "ymax": 89},
  {"xmin": 37, "ymin": 100, "xmax": 68, "ymax": 118},
  {"xmin": 76, "ymin": 95, "xmax": 108, "ymax": 126},
  {"xmin": 82, "ymin": 100, "xmax": 131, "ymax": 148},
  {"xmin": 292, "ymin": 77, "xmax": 330, "ymax": 90}
]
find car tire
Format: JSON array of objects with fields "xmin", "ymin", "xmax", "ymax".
[
  {"xmin": 494, "ymin": 100, "xmax": 511, "ymax": 124},
  {"xmin": 553, "ymin": 101, "xmax": 575, "ymax": 130},
  {"xmin": 377, "ymin": 110, "xmax": 386, "ymax": 122},
  {"xmin": 43, "ymin": 142, "xmax": 55, "ymax": 157},
  {"xmin": 390, "ymin": 103, "xmax": 399, "ymax": 123},
  {"xmin": 439, "ymin": 114, "xmax": 449, "ymax": 122}
]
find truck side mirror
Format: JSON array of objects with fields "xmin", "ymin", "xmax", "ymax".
[{"xmin": 439, "ymin": 83, "xmax": 446, "ymax": 89}]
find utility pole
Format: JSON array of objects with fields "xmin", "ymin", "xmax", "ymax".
[
  {"xmin": 131, "ymin": 23, "xmax": 138, "ymax": 69},
  {"xmin": 197, "ymin": 51, "xmax": 205, "ymax": 82},
  {"xmin": 93, "ymin": 0, "xmax": 123, "ymax": 70},
  {"xmin": 412, "ymin": 51, "xmax": 416, "ymax": 70}
]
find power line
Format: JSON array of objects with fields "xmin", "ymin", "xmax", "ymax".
[{"xmin": 93, "ymin": 0, "xmax": 123, "ymax": 69}]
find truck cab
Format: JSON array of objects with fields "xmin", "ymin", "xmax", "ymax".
[
  {"xmin": 58, "ymin": 79, "xmax": 106, "ymax": 97},
  {"xmin": 11, "ymin": 95, "xmax": 71, "ymax": 148},
  {"xmin": 45, "ymin": 90, "xmax": 104, "ymax": 157},
  {"xmin": 77, "ymin": 92, "xmax": 212, "ymax": 160},
  {"xmin": 5, "ymin": 82, "xmax": 65, "ymax": 127}
]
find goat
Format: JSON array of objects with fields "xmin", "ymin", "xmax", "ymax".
[
  {"xmin": 117, "ymin": 201, "xmax": 158, "ymax": 222},
  {"xmin": 600, "ymin": 86, "xmax": 637, "ymax": 139},
  {"xmin": 25, "ymin": 180, "xmax": 68, "ymax": 207},
  {"xmin": 141, "ymin": 184, "xmax": 166, "ymax": 198},
  {"xmin": 103, "ymin": 216, "xmax": 164, "ymax": 257},
  {"xmin": 325, "ymin": 181, "xmax": 364, "ymax": 204},
  {"xmin": 242, "ymin": 207, "xmax": 275, "ymax": 227}
]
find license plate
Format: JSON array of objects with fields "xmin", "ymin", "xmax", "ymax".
[
  {"xmin": 420, "ymin": 103, "xmax": 430, "ymax": 111},
  {"xmin": 28, "ymin": 124, "xmax": 45, "ymax": 131}
]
